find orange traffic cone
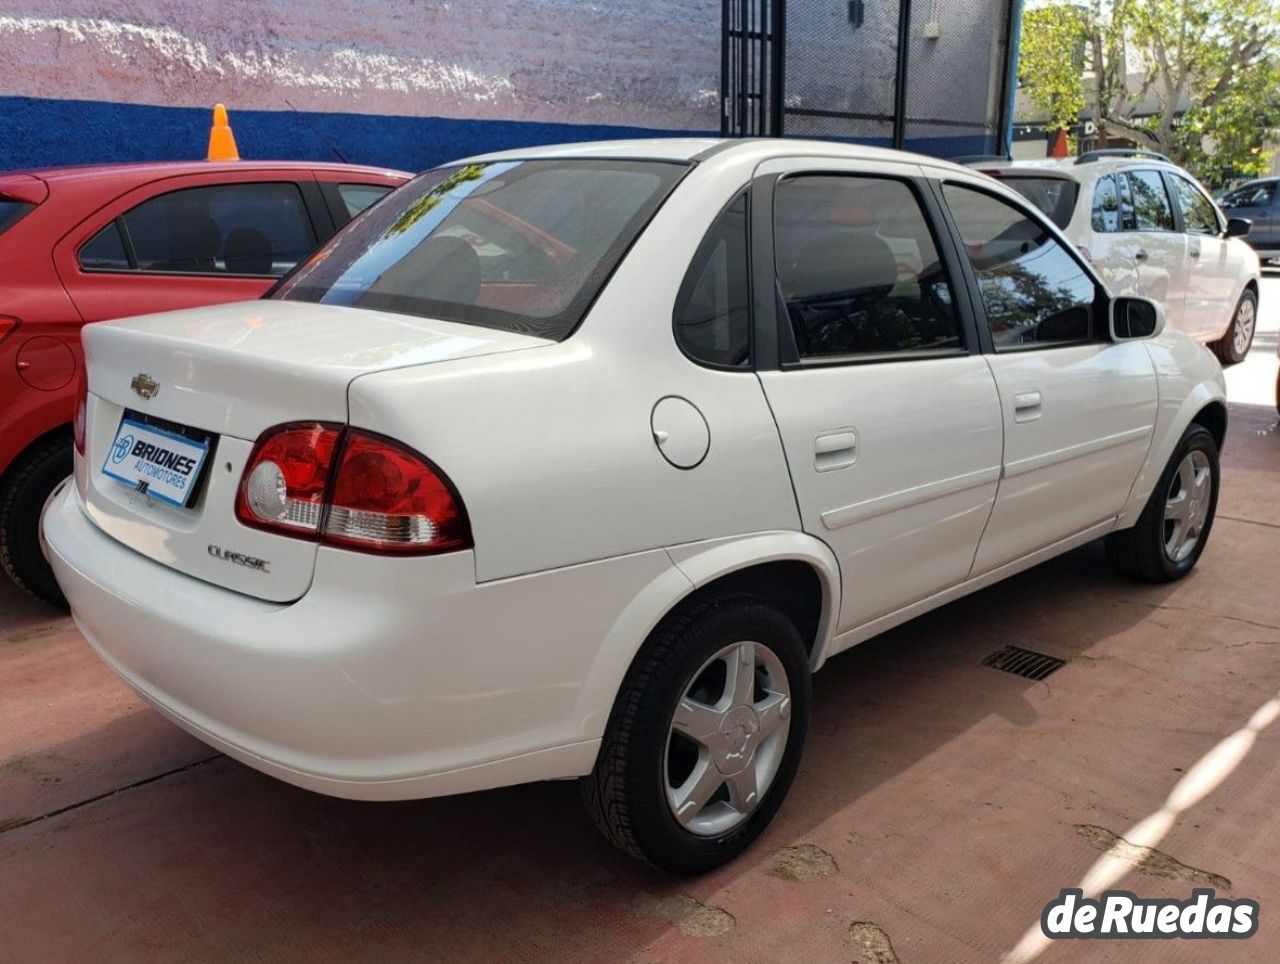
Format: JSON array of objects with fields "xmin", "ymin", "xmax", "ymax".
[
  {"xmin": 1048, "ymin": 128, "xmax": 1069, "ymax": 159},
  {"xmin": 206, "ymin": 104, "xmax": 240, "ymax": 161}
]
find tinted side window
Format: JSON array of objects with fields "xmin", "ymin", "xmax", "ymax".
[
  {"xmin": 1168, "ymin": 175, "xmax": 1219, "ymax": 235},
  {"xmin": 674, "ymin": 192, "xmax": 750, "ymax": 368},
  {"xmin": 1092, "ymin": 175, "xmax": 1120, "ymax": 232},
  {"xmin": 79, "ymin": 221, "xmax": 130, "ymax": 270},
  {"xmin": 1126, "ymin": 171, "xmax": 1175, "ymax": 231},
  {"xmin": 1001, "ymin": 177, "xmax": 1078, "ymax": 230},
  {"xmin": 942, "ymin": 183, "xmax": 1097, "ymax": 349},
  {"xmin": 121, "ymin": 183, "xmax": 317, "ymax": 277},
  {"xmin": 338, "ymin": 183, "xmax": 392, "ymax": 218},
  {"xmin": 0, "ymin": 200, "xmax": 34, "ymax": 236},
  {"xmin": 1222, "ymin": 183, "xmax": 1276, "ymax": 209},
  {"xmin": 774, "ymin": 175, "xmax": 962, "ymax": 359}
]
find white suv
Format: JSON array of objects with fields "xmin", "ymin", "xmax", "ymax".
[
  {"xmin": 45, "ymin": 140, "xmax": 1227, "ymax": 873},
  {"xmin": 980, "ymin": 151, "xmax": 1261, "ymax": 363}
]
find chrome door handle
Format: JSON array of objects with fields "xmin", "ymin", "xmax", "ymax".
[
  {"xmin": 815, "ymin": 430, "xmax": 858, "ymax": 472},
  {"xmin": 1013, "ymin": 391, "xmax": 1043, "ymax": 423},
  {"xmin": 1134, "ymin": 249, "xmax": 1149, "ymax": 262}
]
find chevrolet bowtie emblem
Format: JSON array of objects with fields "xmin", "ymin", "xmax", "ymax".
[{"xmin": 131, "ymin": 374, "xmax": 160, "ymax": 400}]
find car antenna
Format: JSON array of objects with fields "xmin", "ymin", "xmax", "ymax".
[{"xmin": 207, "ymin": 103, "xmax": 241, "ymax": 162}]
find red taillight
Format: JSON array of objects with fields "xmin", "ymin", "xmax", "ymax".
[
  {"xmin": 323, "ymin": 431, "xmax": 472, "ymax": 554},
  {"xmin": 235, "ymin": 424, "xmax": 472, "ymax": 555},
  {"xmin": 0, "ymin": 316, "xmax": 19, "ymax": 346},
  {"xmin": 72, "ymin": 363, "xmax": 88, "ymax": 456},
  {"xmin": 235, "ymin": 423, "xmax": 342, "ymax": 538}
]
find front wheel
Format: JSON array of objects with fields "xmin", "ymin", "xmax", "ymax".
[
  {"xmin": 1212, "ymin": 288, "xmax": 1257, "ymax": 365},
  {"xmin": 582, "ymin": 593, "xmax": 811, "ymax": 874},
  {"xmin": 1106, "ymin": 424, "xmax": 1219, "ymax": 582}
]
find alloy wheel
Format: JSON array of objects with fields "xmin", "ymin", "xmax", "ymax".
[
  {"xmin": 664, "ymin": 640, "xmax": 792, "ymax": 836},
  {"xmin": 1163, "ymin": 449, "xmax": 1212, "ymax": 562},
  {"xmin": 1233, "ymin": 297, "xmax": 1256, "ymax": 357}
]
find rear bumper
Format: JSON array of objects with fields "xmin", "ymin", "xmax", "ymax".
[{"xmin": 42, "ymin": 485, "xmax": 680, "ymax": 800}]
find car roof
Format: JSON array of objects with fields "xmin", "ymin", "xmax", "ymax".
[
  {"xmin": 14, "ymin": 159, "xmax": 410, "ymax": 184},
  {"xmin": 456, "ymin": 137, "xmax": 980, "ymax": 176},
  {"xmin": 985, "ymin": 156, "xmax": 1188, "ymax": 183}
]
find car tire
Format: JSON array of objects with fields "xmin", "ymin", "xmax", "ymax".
[
  {"xmin": 0, "ymin": 434, "xmax": 71, "ymax": 609},
  {"xmin": 1106, "ymin": 424, "xmax": 1218, "ymax": 583},
  {"xmin": 1211, "ymin": 288, "xmax": 1257, "ymax": 365},
  {"xmin": 581, "ymin": 592, "xmax": 811, "ymax": 874}
]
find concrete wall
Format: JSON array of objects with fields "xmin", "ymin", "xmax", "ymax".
[{"xmin": 1, "ymin": 0, "xmax": 721, "ymax": 172}]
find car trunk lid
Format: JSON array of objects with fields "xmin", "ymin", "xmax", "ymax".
[{"xmin": 79, "ymin": 299, "xmax": 549, "ymax": 601}]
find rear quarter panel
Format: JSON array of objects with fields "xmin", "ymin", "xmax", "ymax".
[{"xmin": 346, "ymin": 155, "xmax": 801, "ymax": 582}]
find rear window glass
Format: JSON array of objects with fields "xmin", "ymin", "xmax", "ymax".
[
  {"xmin": 0, "ymin": 200, "xmax": 35, "ymax": 236},
  {"xmin": 273, "ymin": 159, "xmax": 689, "ymax": 340},
  {"xmin": 122, "ymin": 182, "xmax": 317, "ymax": 277},
  {"xmin": 999, "ymin": 177, "xmax": 1079, "ymax": 230}
]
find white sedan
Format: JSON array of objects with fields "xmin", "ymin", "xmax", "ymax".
[
  {"xmin": 44, "ymin": 139, "xmax": 1226, "ymax": 874},
  {"xmin": 980, "ymin": 151, "xmax": 1261, "ymax": 364}
]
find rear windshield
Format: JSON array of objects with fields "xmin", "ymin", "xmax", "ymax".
[
  {"xmin": 273, "ymin": 159, "xmax": 689, "ymax": 340},
  {"xmin": 998, "ymin": 176, "xmax": 1079, "ymax": 230},
  {"xmin": 0, "ymin": 200, "xmax": 35, "ymax": 236}
]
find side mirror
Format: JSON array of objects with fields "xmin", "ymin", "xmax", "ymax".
[
  {"xmin": 1111, "ymin": 296, "xmax": 1165, "ymax": 340},
  {"xmin": 1226, "ymin": 217, "xmax": 1252, "ymax": 238}
]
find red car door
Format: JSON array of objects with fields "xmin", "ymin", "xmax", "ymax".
[{"xmin": 53, "ymin": 169, "xmax": 329, "ymax": 324}]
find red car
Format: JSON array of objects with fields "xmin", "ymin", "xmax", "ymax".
[{"xmin": 0, "ymin": 158, "xmax": 411, "ymax": 605}]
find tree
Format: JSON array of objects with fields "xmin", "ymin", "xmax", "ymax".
[{"xmin": 1018, "ymin": 0, "xmax": 1280, "ymax": 179}]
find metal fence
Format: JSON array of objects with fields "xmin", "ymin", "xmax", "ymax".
[{"xmin": 721, "ymin": 0, "xmax": 1018, "ymax": 158}]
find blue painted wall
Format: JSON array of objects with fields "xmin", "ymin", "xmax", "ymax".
[
  {"xmin": 1, "ymin": 95, "xmax": 999, "ymax": 174},
  {"xmin": 0, "ymin": 96, "xmax": 711, "ymax": 174}
]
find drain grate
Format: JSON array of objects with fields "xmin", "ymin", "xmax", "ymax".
[{"xmin": 982, "ymin": 645, "xmax": 1067, "ymax": 681}]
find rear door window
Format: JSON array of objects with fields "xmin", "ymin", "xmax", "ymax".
[
  {"xmin": 1126, "ymin": 171, "xmax": 1175, "ymax": 231},
  {"xmin": 999, "ymin": 177, "xmax": 1079, "ymax": 230},
  {"xmin": 1091, "ymin": 175, "xmax": 1121, "ymax": 232},
  {"xmin": 773, "ymin": 174, "xmax": 963, "ymax": 359},
  {"xmin": 116, "ymin": 182, "xmax": 317, "ymax": 276}
]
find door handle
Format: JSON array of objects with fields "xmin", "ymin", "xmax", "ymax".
[
  {"xmin": 1134, "ymin": 249, "xmax": 1149, "ymax": 262},
  {"xmin": 1189, "ymin": 243, "xmax": 1202, "ymax": 259},
  {"xmin": 1013, "ymin": 391, "xmax": 1042, "ymax": 423},
  {"xmin": 815, "ymin": 430, "xmax": 858, "ymax": 472}
]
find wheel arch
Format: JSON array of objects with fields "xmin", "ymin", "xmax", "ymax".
[
  {"xmin": 1190, "ymin": 399, "xmax": 1227, "ymax": 453},
  {"xmin": 572, "ymin": 532, "xmax": 841, "ymax": 747},
  {"xmin": 1117, "ymin": 353, "xmax": 1227, "ymax": 530},
  {"xmin": 0, "ymin": 419, "xmax": 73, "ymax": 490}
]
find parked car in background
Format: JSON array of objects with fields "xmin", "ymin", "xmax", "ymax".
[
  {"xmin": 1, "ymin": 158, "xmax": 410, "ymax": 605},
  {"xmin": 976, "ymin": 150, "xmax": 1261, "ymax": 365},
  {"xmin": 45, "ymin": 139, "xmax": 1227, "ymax": 874},
  {"xmin": 1218, "ymin": 177, "xmax": 1279, "ymax": 266}
]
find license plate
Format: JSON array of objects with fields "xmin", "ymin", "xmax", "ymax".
[{"xmin": 101, "ymin": 414, "xmax": 212, "ymax": 509}]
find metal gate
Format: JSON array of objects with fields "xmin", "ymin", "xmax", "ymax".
[
  {"xmin": 720, "ymin": 0, "xmax": 784, "ymax": 137},
  {"xmin": 721, "ymin": 0, "xmax": 1018, "ymax": 158}
]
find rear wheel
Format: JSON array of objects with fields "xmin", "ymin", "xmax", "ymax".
[
  {"xmin": 1212, "ymin": 288, "xmax": 1257, "ymax": 365},
  {"xmin": 0, "ymin": 435, "xmax": 72, "ymax": 608},
  {"xmin": 582, "ymin": 593, "xmax": 811, "ymax": 874},
  {"xmin": 1106, "ymin": 424, "xmax": 1219, "ymax": 582}
]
